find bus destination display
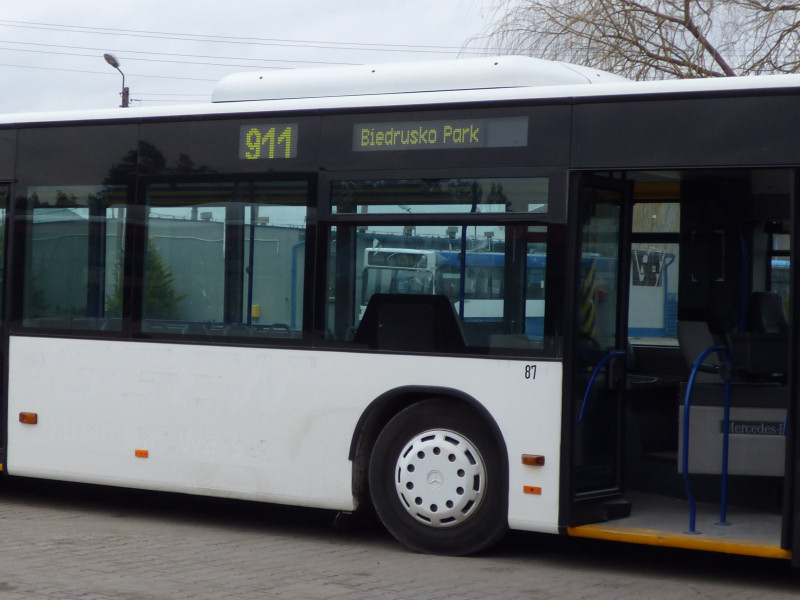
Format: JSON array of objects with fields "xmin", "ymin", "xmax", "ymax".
[
  {"xmin": 353, "ymin": 116, "xmax": 528, "ymax": 153},
  {"xmin": 240, "ymin": 124, "xmax": 298, "ymax": 160}
]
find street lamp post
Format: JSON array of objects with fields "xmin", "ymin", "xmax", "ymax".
[{"xmin": 103, "ymin": 53, "xmax": 130, "ymax": 108}]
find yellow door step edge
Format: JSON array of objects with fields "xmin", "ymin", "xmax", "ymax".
[{"xmin": 568, "ymin": 524, "xmax": 791, "ymax": 560}]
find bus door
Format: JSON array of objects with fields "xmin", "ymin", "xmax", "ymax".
[{"xmin": 568, "ymin": 174, "xmax": 633, "ymax": 525}]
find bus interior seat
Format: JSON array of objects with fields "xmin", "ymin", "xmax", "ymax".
[
  {"xmin": 266, "ymin": 323, "xmax": 293, "ymax": 338},
  {"xmin": 676, "ymin": 320, "xmax": 724, "ymax": 384},
  {"xmin": 728, "ymin": 291, "xmax": 789, "ymax": 378},
  {"xmin": 28, "ymin": 317, "xmax": 72, "ymax": 329},
  {"xmin": 354, "ymin": 293, "xmax": 466, "ymax": 353},
  {"xmin": 182, "ymin": 322, "xmax": 209, "ymax": 336},
  {"xmin": 489, "ymin": 333, "xmax": 540, "ymax": 351},
  {"xmin": 622, "ymin": 341, "xmax": 661, "ymax": 387},
  {"xmin": 144, "ymin": 321, "xmax": 168, "ymax": 333},
  {"xmin": 224, "ymin": 323, "xmax": 252, "ymax": 337},
  {"xmin": 70, "ymin": 317, "xmax": 104, "ymax": 331},
  {"xmin": 678, "ymin": 302, "xmax": 788, "ymax": 477},
  {"xmin": 252, "ymin": 324, "xmax": 295, "ymax": 339},
  {"xmin": 101, "ymin": 318, "xmax": 121, "ymax": 331},
  {"xmin": 462, "ymin": 321, "xmax": 506, "ymax": 347},
  {"xmin": 747, "ymin": 291, "xmax": 788, "ymax": 334}
]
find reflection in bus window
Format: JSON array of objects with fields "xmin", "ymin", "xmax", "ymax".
[
  {"xmin": 366, "ymin": 267, "xmax": 434, "ymax": 296},
  {"xmin": 329, "ymin": 223, "xmax": 549, "ymax": 352},
  {"xmin": 22, "ymin": 185, "xmax": 126, "ymax": 331},
  {"xmin": 143, "ymin": 180, "xmax": 307, "ymax": 338}
]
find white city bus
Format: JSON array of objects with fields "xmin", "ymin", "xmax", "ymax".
[{"xmin": 1, "ymin": 56, "xmax": 799, "ymax": 563}]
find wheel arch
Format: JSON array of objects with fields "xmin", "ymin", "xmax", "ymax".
[{"xmin": 348, "ymin": 385, "xmax": 509, "ymax": 512}]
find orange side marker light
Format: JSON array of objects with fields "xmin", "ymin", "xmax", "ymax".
[
  {"xmin": 522, "ymin": 454, "xmax": 545, "ymax": 466},
  {"xmin": 523, "ymin": 486, "xmax": 542, "ymax": 495},
  {"xmin": 19, "ymin": 412, "xmax": 38, "ymax": 425},
  {"xmin": 135, "ymin": 449, "xmax": 149, "ymax": 458}
]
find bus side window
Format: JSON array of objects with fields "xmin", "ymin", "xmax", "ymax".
[
  {"xmin": 142, "ymin": 180, "xmax": 307, "ymax": 339},
  {"xmin": 327, "ymin": 221, "xmax": 551, "ymax": 353}
]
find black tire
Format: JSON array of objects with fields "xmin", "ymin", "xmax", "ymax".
[{"xmin": 368, "ymin": 398, "xmax": 508, "ymax": 555}]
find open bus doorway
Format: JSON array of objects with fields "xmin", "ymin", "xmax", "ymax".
[{"xmin": 568, "ymin": 168, "xmax": 796, "ymax": 561}]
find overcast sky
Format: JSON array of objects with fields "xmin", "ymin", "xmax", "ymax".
[{"xmin": 1, "ymin": 1, "xmax": 498, "ymax": 114}]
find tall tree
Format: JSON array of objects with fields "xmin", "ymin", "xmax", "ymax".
[{"xmin": 473, "ymin": 1, "xmax": 800, "ymax": 79}]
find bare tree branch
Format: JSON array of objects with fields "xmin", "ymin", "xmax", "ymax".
[{"xmin": 466, "ymin": 0, "xmax": 800, "ymax": 79}]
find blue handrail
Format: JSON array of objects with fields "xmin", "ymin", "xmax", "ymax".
[
  {"xmin": 681, "ymin": 344, "xmax": 732, "ymax": 534},
  {"xmin": 575, "ymin": 350, "xmax": 627, "ymax": 426}
]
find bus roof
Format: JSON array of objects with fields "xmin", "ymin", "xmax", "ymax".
[
  {"xmin": 3, "ymin": 56, "xmax": 800, "ymax": 126},
  {"xmin": 210, "ymin": 56, "xmax": 628, "ymax": 102}
]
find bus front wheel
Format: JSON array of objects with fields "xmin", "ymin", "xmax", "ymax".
[{"xmin": 368, "ymin": 399, "xmax": 507, "ymax": 555}]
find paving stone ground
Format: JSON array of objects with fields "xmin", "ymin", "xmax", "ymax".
[{"xmin": 0, "ymin": 478, "xmax": 796, "ymax": 599}]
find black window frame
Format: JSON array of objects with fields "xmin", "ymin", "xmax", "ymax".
[
  {"xmin": 126, "ymin": 171, "xmax": 317, "ymax": 345},
  {"xmin": 315, "ymin": 167, "xmax": 568, "ymax": 357}
]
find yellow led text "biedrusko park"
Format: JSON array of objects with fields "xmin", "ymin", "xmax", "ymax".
[{"xmin": 352, "ymin": 117, "xmax": 528, "ymax": 152}]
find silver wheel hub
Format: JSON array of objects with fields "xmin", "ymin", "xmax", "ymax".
[{"xmin": 394, "ymin": 429, "xmax": 486, "ymax": 528}]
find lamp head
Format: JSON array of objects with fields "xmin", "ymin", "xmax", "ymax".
[{"xmin": 103, "ymin": 53, "xmax": 120, "ymax": 69}]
